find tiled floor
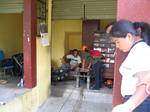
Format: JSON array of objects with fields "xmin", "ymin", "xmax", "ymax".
[{"xmin": 38, "ymin": 80, "xmax": 112, "ymax": 112}]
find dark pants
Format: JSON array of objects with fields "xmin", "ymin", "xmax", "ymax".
[
  {"xmin": 93, "ymin": 61, "xmax": 103, "ymax": 89},
  {"xmin": 124, "ymin": 95, "xmax": 150, "ymax": 112}
]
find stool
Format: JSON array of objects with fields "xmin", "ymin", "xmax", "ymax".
[{"xmin": 75, "ymin": 69, "xmax": 91, "ymax": 89}]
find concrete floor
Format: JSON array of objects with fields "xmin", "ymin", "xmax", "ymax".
[
  {"xmin": 0, "ymin": 73, "xmax": 113, "ymax": 112},
  {"xmin": 38, "ymin": 81, "xmax": 112, "ymax": 112},
  {"xmin": 0, "ymin": 75, "xmax": 28, "ymax": 104}
]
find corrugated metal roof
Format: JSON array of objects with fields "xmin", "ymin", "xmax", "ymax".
[
  {"xmin": 52, "ymin": 0, "xmax": 116, "ymax": 20},
  {"xmin": 52, "ymin": 0, "xmax": 83, "ymax": 19},
  {"xmin": 0, "ymin": 0, "xmax": 23, "ymax": 13},
  {"xmin": 86, "ymin": 0, "xmax": 116, "ymax": 19}
]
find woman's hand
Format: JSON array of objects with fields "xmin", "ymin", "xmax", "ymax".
[
  {"xmin": 112, "ymin": 104, "xmax": 131, "ymax": 112},
  {"xmin": 112, "ymin": 99, "xmax": 135, "ymax": 112}
]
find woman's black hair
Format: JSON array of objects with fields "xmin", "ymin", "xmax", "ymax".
[
  {"xmin": 133, "ymin": 22, "xmax": 150, "ymax": 46},
  {"xmin": 110, "ymin": 20, "xmax": 139, "ymax": 38}
]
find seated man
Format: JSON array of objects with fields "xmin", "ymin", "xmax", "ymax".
[{"xmin": 66, "ymin": 49, "xmax": 81, "ymax": 70}]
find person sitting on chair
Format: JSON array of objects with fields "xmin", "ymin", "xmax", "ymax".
[{"xmin": 66, "ymin": 49, "xmax": 81, "ymax": 70}]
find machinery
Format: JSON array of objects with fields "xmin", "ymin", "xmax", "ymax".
[{"xmin": 51, "ymin": 63, "xmax": 70, "ymax": 81}]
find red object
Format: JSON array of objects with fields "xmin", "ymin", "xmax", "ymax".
[
  {"xmin": 107, "ymin": 80, "xmax": 113, "ymax": 85},
  {"xmin": 23, "ymin": 0, "xmax": 37, "ymax": 88},
  {"xmin": 118, "ymin": 0, "xmax": 150, "ymax": 23},
  {"xmin": 90, "ymin": 50, "xmax": 102, "ymax": 57}
]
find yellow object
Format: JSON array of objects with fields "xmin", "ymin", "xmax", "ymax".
[{"xmin": 0, "ymin": 13, "xmax": 23, "ymax": 58}]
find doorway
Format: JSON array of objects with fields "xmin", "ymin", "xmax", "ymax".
[{"xmin": 65, "ymin": 32, "xmax": 82, "ymax": 53}]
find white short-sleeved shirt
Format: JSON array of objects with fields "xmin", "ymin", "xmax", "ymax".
[
  {"xmin": 66, "ymin": 54, "xmax": 81, "ymax": 66},
  {"xmin": 120, "ymin": 42, "xmax": 150, "ymax": 96}
]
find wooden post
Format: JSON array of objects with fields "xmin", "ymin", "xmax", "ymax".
[{"xmin": 23, "ymin": 0, "xmax": 37, "ymax": 88}]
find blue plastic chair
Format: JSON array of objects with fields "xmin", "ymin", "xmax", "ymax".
[
  {"xmin": 0, "ymin": 50, "xmax": 14, "ymax": 78},
  {"xmin": 0, "ymin": 50, "xmax": 4, "ymax": 61}
]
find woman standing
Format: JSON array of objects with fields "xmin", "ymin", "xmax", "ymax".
[{"xmin": 110, "ymin": 20, "xmax": 150, "ymax": 112}]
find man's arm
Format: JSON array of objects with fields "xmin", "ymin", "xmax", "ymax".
[{"xmin": 66, "ymin": 54, "xmax": 72, "ymax": 59}]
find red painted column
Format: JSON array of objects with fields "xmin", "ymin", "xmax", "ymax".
[
  {"xmin": 113, "ymin": 0, "xmax": 150, "ymax": 106},
  {"xmin": 112, "ymin": 50, "xmax": 127, "ymax": 106},
  {"xmin": 117, "ymin": 0, "xmax": 150, "ymax": 23},
  {"xmin": 23, "ymin": 0, "xmax": 37, "ymax": 88}
]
